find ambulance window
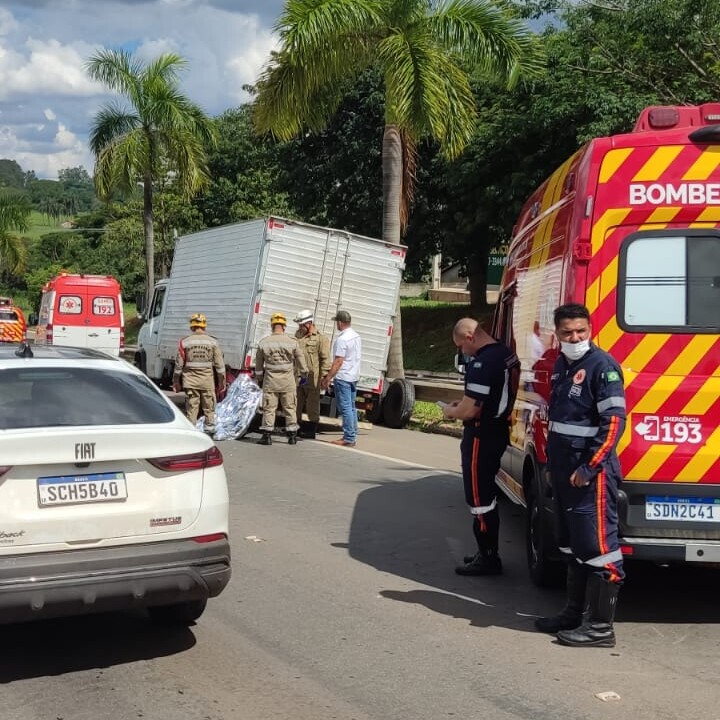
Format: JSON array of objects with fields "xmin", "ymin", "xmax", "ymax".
[
  {"xmin": 58, "ymin": 295, "xmax": 82, "ymax": 315},
  {"xmin": 93, "ymin": 296, "xmax": 116, "ymax": 315},
  {"xmin": 619, "ymin": 231, "xmax": 720, "ymax": 332}
]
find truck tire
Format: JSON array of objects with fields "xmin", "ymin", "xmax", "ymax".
[
  {"xmin": 134, "ymin": 349, "xmax": 147, "ymax": 374},
  {"xmin": 525, "ymin": 459, "xmax": 563, "ymax": 587},
  {"xmin": 382, "ymin": 378, "xmax": 415, "ymax": 429},
  {"xmin": 364, "ymin": 387, "xmax": 387, "ymax": 425}
]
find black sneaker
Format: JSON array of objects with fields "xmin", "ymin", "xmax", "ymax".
[{"xmin": 455, "ymin": 554, "xmax": 503, "ymax": 576}]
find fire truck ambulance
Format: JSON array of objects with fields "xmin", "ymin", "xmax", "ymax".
[
  {"xmin": 493, "ymin": 103, "xmax": 720, "ymax": 585},
  {"xmin": 34, "ymin": 274, "xmax": 124, "ymax": 356}
]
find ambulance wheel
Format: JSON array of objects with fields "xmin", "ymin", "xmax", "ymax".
[
  {"xmin": 526, "ymin": 475, "xmax": 563, "ymax": 588},
  {"xmin": 382, "ymin": 378, "xmax": 415, "ymax": 429},
  {"xmin": 364, "ymin": 387, "xmax": 387, "ymax": 425}
]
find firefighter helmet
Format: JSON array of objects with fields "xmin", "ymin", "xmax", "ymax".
[
  {"xmin": 189, "ymin": 312, "xmax": 207, "ymax": 328},
  {"xmin": 294, "ymin": 309, "xmax": 314, "ymax": 325},
  {"xmin": 270, "ymin": 312, "xmax": 287, "ymax": 326}
]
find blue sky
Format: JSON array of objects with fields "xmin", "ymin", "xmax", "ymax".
[{"xmin": 0, "ymin": 0, "xmax": 285, "ymax": 178}]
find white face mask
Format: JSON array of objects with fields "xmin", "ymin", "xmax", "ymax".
[{"xmin": 560, "ymin": 338, "xmax": 590, "ymax": 362}]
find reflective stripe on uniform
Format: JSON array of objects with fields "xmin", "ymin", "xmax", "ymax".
[
  {"xmin": 583, "ymin": 549, "xmax": 624, "ymax": 567},
  {"xmin": 184, "ymin": 361, "xmax": 213, "ymax": 368},
  {"xmin": 597, "ymin": 396, "xmax": 626, "ymax": 412},
  {"xmin": 470, "ymin": 498, "xmax": 497, "ymax": 515},
  {"xmin": 466, "ymin": 382, "xmax": 490, "ymax": 395},
  {"xmin": 548, "ymin": 421, "xmax": 599, "ymax": 437},
  {"xmin": 559, "ymin": 546, "xmax": 573, "ymax": 555}
]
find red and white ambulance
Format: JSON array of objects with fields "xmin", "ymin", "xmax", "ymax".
[
  {"xmin": 35, "ymin": 274, "xmax": 124, "ymax": 356},
  {"xmin": 493, "ymin": 103, "xmax": 720, "ymax": 585}
]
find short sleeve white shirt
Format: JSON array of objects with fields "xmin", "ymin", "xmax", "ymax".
[{"xmin": 333, "ymin": 327, "xmax": 362, "ymax": 382}]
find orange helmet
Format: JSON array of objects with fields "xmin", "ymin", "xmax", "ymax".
[
  {"xmin": 270, "ymin": 312, "xmax": 287, "ymax": 327},
  {"xmin": 189, "ymin": 312, "xmax": 207, "ymax": 328}
]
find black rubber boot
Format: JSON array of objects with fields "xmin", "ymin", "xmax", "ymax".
[
  {"xmin": 455, "ymin": 551, "xmax": 503, "ymax": 576},
  {"xmin": 287, "ymin": 432, "xmax": 298, "ymax": 445},
  {"xmin": 556, "ymin": 575, "xmax": 619, "ymax": 648},
  {"xmin": 256, "ymin": 431, "xmax": 272, "ymax": 446},
  {"xmin": 298, "ymin": 421, "xmax": 317, "ymax": 439},
  {"xmin": 534, "ymin": 562, "xmax": 587, "ymax": 633}
]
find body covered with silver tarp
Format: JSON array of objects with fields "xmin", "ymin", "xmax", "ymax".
[{"xmin": 197, "ymin": 374, "xmax": 262, "ymax": 440}]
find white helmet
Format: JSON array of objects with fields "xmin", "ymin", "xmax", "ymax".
[{"xmin": 294, "ymin": 309, "xmax": 314, "ymax": 324}]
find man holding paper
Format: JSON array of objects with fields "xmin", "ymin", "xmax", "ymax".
[{"xmin": 443, "ymin": 318, "xmax": 520, "ymax": 576}]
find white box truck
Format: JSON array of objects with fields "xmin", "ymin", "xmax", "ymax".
[{"xmin": 135, "ymin": 217, "xmax": 414, "ymax": 426}]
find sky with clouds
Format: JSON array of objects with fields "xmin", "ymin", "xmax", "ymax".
[{"xmin": 0, "ymin": 0, "xmax": 286, "ymax": 179}]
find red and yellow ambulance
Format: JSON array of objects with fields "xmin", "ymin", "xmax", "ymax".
[
  {"xmin": 0, "ymin": 296, "xmax": 27, "ymax": 343},
  {"xmin": 34, "ymin": 273, "xmax": 124, "ymax": 356},
  {"xmin": 493, "ymin": 103, "xmax": 720, "ymax": 585}
]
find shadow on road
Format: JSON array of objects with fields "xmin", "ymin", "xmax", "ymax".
[
  {"xmin": 345, "ymin": 472, "xmax": 720, "ymax": 631},
  {"xmin": 0, "ymin": 611, "xmax": 195, "ymax": 682}
]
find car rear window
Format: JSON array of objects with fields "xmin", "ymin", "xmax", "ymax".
[
  {"xmin": 0, "ymin": 367, "xmax": 175, "ymax": 429},
  {"xmin": 0, "ymin": 309, "xmax": 19, "ymax": 322}
]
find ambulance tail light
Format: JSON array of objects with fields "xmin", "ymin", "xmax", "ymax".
[
  {"xmin": 120, "ymin": 326, "xmax": 125, "ymax": 349},
  {"xmin": 46, "ymin": 323, "xmax": 53, "ymax": 343},
  {"xmin": 648, "ymin": 108, "xmax": 679, "ymax": 129}
]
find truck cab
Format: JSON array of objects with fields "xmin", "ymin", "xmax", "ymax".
[{"xmin": 136, "ymin": 279, "xmax": 173, "ymax": 386}]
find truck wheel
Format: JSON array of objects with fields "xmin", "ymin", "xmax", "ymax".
[
  {"xmin": 382, "ymin": 378, "xmax": 415, "ymax": 429},
  {"xmin": 526, "ymin": 474, "xmax": 563, "ymax": 587},
  {"xmin": 364, "ymin": 387, "xmax": 387, "ymax": 425},
  {"xmin": 134, "ymin": 349, "xmax": 147, "ymax": 374}
]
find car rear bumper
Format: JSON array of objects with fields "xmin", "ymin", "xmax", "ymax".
[
  {"xmin": 620, "ymin": 536, "xmax": 720, "ymax": 564},
  {"xmin": 0, "ymin": 537, "xmax": 231, "ymax": 624}
]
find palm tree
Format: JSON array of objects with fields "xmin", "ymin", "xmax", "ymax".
[
  {"xmin": 0, "ymin": 190, "xmax": 31, "ymax": 274},
  {"xmin": 86, "ymin": 50, "xmax": 217, "ymax": 304},
  {"xmin": 253, "ymin": 0, "xmax": 540, "ymax": 378}
]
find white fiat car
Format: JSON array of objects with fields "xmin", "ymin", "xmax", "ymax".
[{"xmin": 0, "ymin": 343, "xmax": 230, "ymax": 625}]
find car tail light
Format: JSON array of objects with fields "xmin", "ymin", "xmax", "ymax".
[
  {"xmin": 620, "ymin": 545, "xmax": 634, "ymax": 556},
  {"xmin": 0, "ymin": 466, "xmax": 12, "ymax": 479},
  {"xmin": 147, "ymin": 446, "xmax": 223, "ymax": 471},
  {"xmin": 192, "ymin": 533, "xmax": 227, "ymax": 544}
]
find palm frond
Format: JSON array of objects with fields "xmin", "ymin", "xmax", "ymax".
[
  {"xmin": 88, "ymin": 103, "xmax": 141, "ymax": 155},
  {"xmin": 85, "ymin": 49, "xmax": 144, "ymax": 102},
  {"xmin": 0, "ymin": 190, "xmax": 32, "ymax": 234},
  {"xmin": 426, "ymin": 0, "xmax": 543, "ymax": 85},
  {"xmin": 0, "ymin": 233, "xmax": 27, "ymax": 274}
]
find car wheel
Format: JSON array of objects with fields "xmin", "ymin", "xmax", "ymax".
[
  {"xmin": 148, "ymin": 597, "xmax": 207, "ymax": 625},
  {"xmin": 526, "ymin": 484, "xmax": 563, "ymax": 588},
  {"xmin": 382, "ymin": 378, "xmax": 415, "ymax": 429}
]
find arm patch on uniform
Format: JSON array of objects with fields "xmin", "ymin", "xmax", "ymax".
[{"xmin": 606, "ymin": 370, "xmax": 620, "ymax": 382}]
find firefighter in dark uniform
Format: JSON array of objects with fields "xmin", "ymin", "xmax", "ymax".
[
  {"xmin": 443, "ymin": 318, "xmax": 520, "ymax": 576},
  {"xmin": 535, "ymin": 303, "xmax": 626, "ymax": 648},
  {"xmin": 173, "ymin": 313, "xmax": 226, "ymax": 434}
]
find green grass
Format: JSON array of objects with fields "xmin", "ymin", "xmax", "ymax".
[
  {"xmin": 21, "ymin": 211, "xmax": 75, "ymax": 241},
  {"xmin": 400, "ymin": 299, "xmax": 494, "ymax": 372},
  {"xmin": 123, "ymin": 303, "xmax": 142, "ymax": 345}
]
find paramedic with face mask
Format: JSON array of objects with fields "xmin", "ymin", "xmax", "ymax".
[{"xmin": 535, "ymin": 303, "xmax": 626, "ymax": 648}]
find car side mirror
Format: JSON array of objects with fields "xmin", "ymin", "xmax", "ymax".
[{"xmin": 454, "ymin": 352, "xmax": 467, "ymax": 375}]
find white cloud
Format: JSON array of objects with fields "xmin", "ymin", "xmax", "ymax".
[{"xmin": 0, "ymin": 0, "xmax": 282, "ymax": 178}]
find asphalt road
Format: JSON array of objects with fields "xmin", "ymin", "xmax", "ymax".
[{"xmin": 1, "ymin": 426, "xmax": 718, "ymax": 719}]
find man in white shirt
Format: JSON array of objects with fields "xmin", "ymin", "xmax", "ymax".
[{"xmin": 320, "ymin": 310, "xmax": 362, "ymax": 446}]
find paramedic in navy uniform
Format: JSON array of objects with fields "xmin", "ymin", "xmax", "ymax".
[
  {"xmin": 534, "ymin": 303, "xmax": 626, "ymax": 648},
  {"xmin": 443, "ymin": 318, "xmax": 520, "ymax": 576}
]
